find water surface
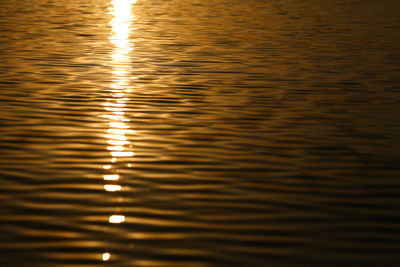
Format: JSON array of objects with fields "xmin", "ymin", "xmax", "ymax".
[{"xmin": 1, "ymin": 0, "xmax": 400, "ymax": 266}]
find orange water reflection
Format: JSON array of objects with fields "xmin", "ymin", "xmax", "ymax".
[{"xmin": 102, "ymin": 0, "xmax": 136, "ymax": 261}]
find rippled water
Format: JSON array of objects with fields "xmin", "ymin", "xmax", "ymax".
[{"xmin": 1, "ymin": 0, "xmax": 400, "ymax": 266}]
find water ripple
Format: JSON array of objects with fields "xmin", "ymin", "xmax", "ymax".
[{"xmin": 1, "ymin": 0, "xmax": 400, "ymax": 266}]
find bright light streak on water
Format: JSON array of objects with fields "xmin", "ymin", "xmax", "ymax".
[
  {"xmin": 107, "ymin": 140, "xmax": 130, "ymax": 146},
  {"xmin": 104, "ymin": 185, "xmax": 122, "ymax": 192},
  {"xmin": 110, "ymin": 151, "xmax": 135, "ymax": 157},
  {"xmin": 104, "ymin": 174, "xmax": 120, "ymax": 181},
  {"xmin": 109, "ymin": 215, "xmax": 126, "ymax": 224},
  {"xmin": 100, "ymin": 0, "xmax": 136, "ymax": 258}
]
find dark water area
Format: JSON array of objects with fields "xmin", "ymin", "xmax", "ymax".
[{"xmin": 1, "ymin": 0, "xmax": 400, "ymax": 266}]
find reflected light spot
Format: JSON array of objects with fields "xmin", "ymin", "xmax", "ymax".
[
  {"xmin": 111, "ymin": 158, "xmax": 117, "ymax": 163},
  {"xmin": 105, "ymin": 134, "xmax": 127, "ymax": 141},
  {"xmin": 110, "ymin": 122, "xmax": 129, "ymax": 128},
  {"xmin": 109, "ymin": 215, "xmax": 125, "ymax": 224},
  {"xmin": 110, "ymin": 0, "xmax": 136, "ymax": 23},
  {"xmin": 107, "ymin": 145, "xmax": 125, "ymax": 151},
  {"xmin": 111, "ymin": 151, "xmax": 134, "ymax": 157},
  {"xmin": 104, "ymin": 102, "xmax": 125, "ymax": 108},
  {"xmin": 109, "ymin": 88, "xmax": 124, "ymax": 92},
  {"xmin": 103, "ymin": 165, "xmax": 112, "ymax": 169},
  {"xmin": 108, "ymin": 128, "xmax": 135, "ymax": 135},
  {"xmin": 112, "ymin": 93, "xmax": 125, "ymax": 97},
  {"xmin": 104, "ymin": 174, "xmax": 119, "ymax": 181},
  {"xmin": 105, "ymin": 107, "xmax": 125, "ymax": 112},
  {"xmin": 102, "ymin": 252, "xmax": 111, "ymax": 261},
  {"xmin": 112, "ymin": 69, "xmax": 129, "ymax": 77},
  {"xmin": 127, "ymin": 164, "xmax": 132, "ymax": 167},
  {"xmin": 102, "ymin": 114, "xmax": 124, "ymax": 121},
  {"xmin": 104, "ymin": 185, "xmax": 122, "ymax": 192},
  {"xmin": 108, "ymin": 140, "xmax": 130, "ymax": 146}
]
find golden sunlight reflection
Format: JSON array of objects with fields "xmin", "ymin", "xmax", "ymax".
[
  {"xmin": 104, "ymin": 174, "xmax": 120, "ymax": 181},
  {"xmin": 111, "ymin": 151, "xmax": 135, "ymax": 157},
  {"xmin": 102, "ymin": 252, "xmax": 111, "ymax": 261},
  {"xmin": 109, "ymin": 215, "xmax": 126, "ymax": 224},
  {"xmin": 104, "ymin": 184, "xmax": 122, "ymax": 192},
  {"xmin": 102, "ymin": 0, "xmax": 136, "ymax": 246}
]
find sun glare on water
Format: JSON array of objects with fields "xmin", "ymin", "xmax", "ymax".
[
  {"xmin": 104, "ymin": 0, "xmax": 136, "ymax": 183},
  {"xmin": 100, "ymin": 0, "xmax": 136, "ymax": 261}
]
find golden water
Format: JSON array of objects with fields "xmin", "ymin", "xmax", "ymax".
[{"xmin": 0, "ymin": 0, "xmax": 400, "ymax": 266}]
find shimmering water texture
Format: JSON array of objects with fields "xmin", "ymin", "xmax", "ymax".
[{"xmin": 1, "ymin": 0, "xmax": 400, "ymax": 266}]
